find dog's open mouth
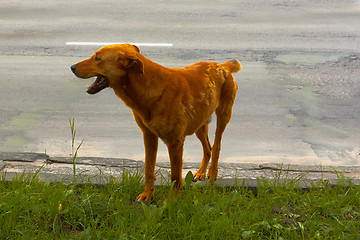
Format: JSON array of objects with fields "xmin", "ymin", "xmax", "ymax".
[{"xmin": 86, "ymin": 75, "xmax": 109, "ymax": 94}]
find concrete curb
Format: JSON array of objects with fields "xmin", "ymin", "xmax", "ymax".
[{"xmin": 1, "ymin": 152, "xmax": 360, "ymax": 188}]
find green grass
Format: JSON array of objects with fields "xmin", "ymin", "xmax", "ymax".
[
  {"xmin": 69, "ymin": 118, "xmax": 83, "ymax": 177},
  {"xmin": 0, "ymin": 170, "xmax": 359, "ymax": 239}
]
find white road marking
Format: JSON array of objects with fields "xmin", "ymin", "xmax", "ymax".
[{"xmin": 66, "ymin": 42, "xmax": 173, "ymax": 47}]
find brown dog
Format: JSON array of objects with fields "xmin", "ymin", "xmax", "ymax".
[{"xmin": 71, "ymin": 44, "xmax": 241, "ymax": 202}]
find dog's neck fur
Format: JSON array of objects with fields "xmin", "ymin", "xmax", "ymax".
[{"xmin": 113, "ymin": 54, "xmax": 167, "ymax": 123}]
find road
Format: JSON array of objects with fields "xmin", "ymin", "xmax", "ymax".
[{"xmin": 0, "ymin": 0, "xmax": 359, "ymax": 167}]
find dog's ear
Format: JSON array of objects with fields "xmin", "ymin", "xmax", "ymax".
[
  {"xmin": 131, "ymin": 44, "xmax": 140, "ymax": 53},
  {"xmin": 127, "ymin": 57, "xmax": 144, "ymax": 74},
  {"xmin": 119, "ymin": 54, "xmax": 144, "ymax": 74}
]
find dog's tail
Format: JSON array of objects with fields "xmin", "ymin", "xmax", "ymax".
[{"xmin": 223, "ymin": 59, "xmax": 242, "ymax": 73}]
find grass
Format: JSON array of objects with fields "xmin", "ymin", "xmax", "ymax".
[
  {"xmin": 0, "ymin": 168, "xmax": 360, "ymax": 239},
  {"xmin": 1, "ymin": 118, "xmax": 358, "ymax": 239}
]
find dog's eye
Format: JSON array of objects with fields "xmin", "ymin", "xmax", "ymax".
[{"xmin": 94, "ymin": 57, "xmax": 101, "ymax": 62}]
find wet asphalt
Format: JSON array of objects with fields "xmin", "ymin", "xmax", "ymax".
[{"xmin": 0, "ymin": 0, "xmax": 359, "ymax": 185}]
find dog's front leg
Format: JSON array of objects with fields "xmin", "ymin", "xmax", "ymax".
[
  {"xmin": 134, "ymin": 115, "xmax": 158, "ymax": 203},
  {"xmin": 166, "ymin": 138, "xmax": 185, "ymax": 199}
]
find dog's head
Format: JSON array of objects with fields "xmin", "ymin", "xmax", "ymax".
[{"xmin": 71, "ymin": 44, "xmax": 144, "ymax": 94}]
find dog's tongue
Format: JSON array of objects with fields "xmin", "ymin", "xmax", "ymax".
[
  {"xmin": 87, "ymin": 78, "xmax": 97, "ymax": 89},
  {"xmin": 86, "ymin": 76, "xmax": 109, "ymax": 94}
]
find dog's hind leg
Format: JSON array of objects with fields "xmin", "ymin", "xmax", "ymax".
[
  {"xmin": 193, "ymin": 123, "xmax": 212, "ymax": 181},
  {"xmin": 134, "ymin": 114, "xmax": 158, "ymax": 203},
  {"xmin": 208, "ymin": 77, "xmax": 238, "ymax": 183}
]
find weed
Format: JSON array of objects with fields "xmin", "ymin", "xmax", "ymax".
[{"xmin": 69, "ymin": 118, "xmax": 83, "ymax": 177}]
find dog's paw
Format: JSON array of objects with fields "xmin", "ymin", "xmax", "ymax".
[
  {"xmin": 207, "ymin": 169, "xmax": 218, "ymax": 183},
  {"xmin": 193, "ymin": 171, "xmax": 206, "ymax": 182},
  {"xmin": 136, "ymin": 192, "xmax": 152, "ymax": 203},
  {"xmin": 207, "ymin": 175, "xmax": 217, "ymax": 183}
]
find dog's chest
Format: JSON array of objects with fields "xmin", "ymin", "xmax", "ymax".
[{"xmin": 142, "ymin": 114, "xmax": 189, "ymax": 141}]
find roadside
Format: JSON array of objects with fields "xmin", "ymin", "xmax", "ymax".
[{"xmin": 1, "ymin": 152, "xmax": 360, "ymax": 188}]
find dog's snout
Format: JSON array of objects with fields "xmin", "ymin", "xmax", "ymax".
[{"xmin": 70, "ymin": 65, "xmax": 77, "ymax": 73}]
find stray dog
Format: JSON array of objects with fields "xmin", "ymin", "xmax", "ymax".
[{"xmin": 71, "ymin": 44, "xmax": 241, "ymax": 202}]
